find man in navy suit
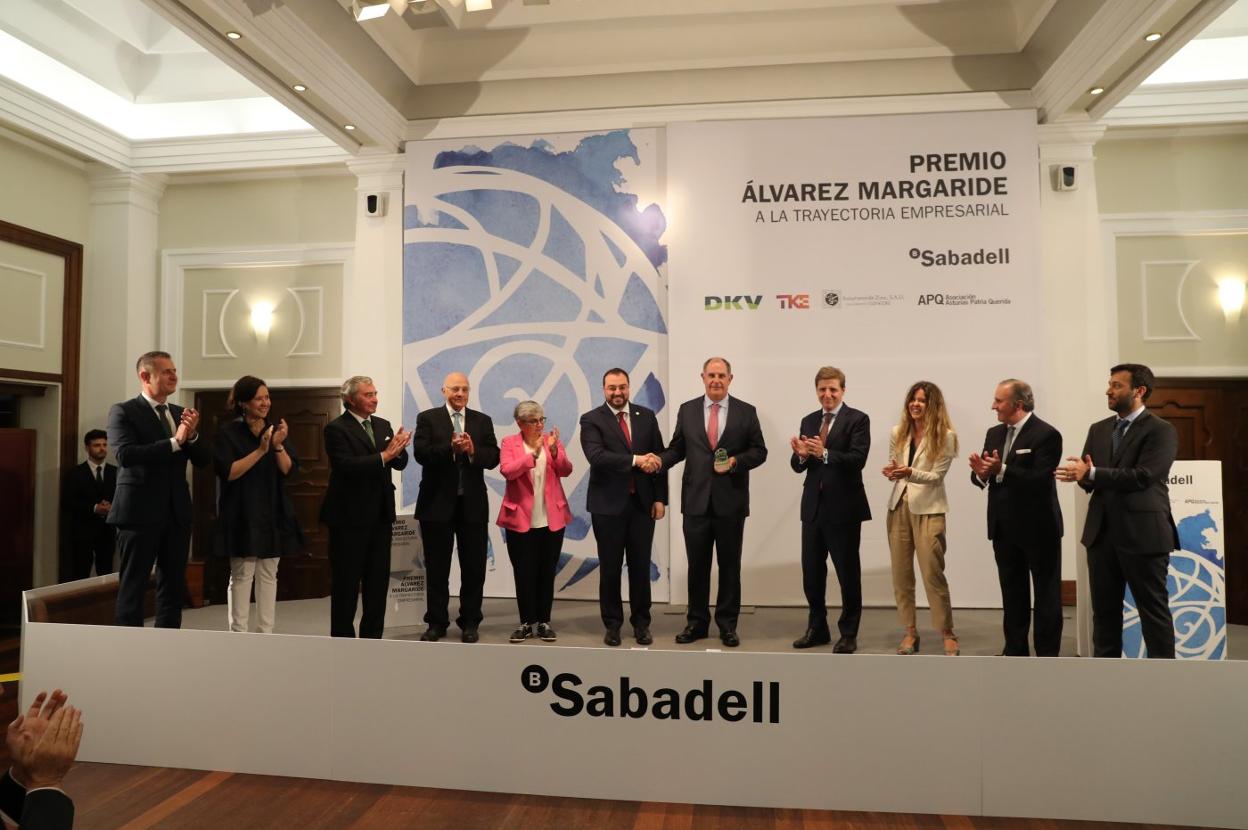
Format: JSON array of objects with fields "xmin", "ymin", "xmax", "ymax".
[
  {"xmin": 580, "ymin": 368, "xmax": 668, "ymax": 646},
  {"xmin": 62, "ymin": 429, "xmax": 117, "ymax": 579},
  {"xmin": 1057, "ymin": 363, "xmax": 1178, "ymax": 658},
  {"xmin": 320, "ymin": 375, "xmax": 410, "ymax": 638},
  {"xmin": 789, "ymin": 367, "xmax": 871, "ymax": 653},
  {"xmin": 412, "ymin": 371, "xmax": 499, "ymax": 643},
  {"xmin": 107, "ymin": 351, "xmax": 211, "ymax": 628},
  {"xmin": 659, "ymin": 357, "xmax": 767, "ymax": 647},
  {"xmin": 970, "ymin": 379, "xmax": 1064, "ymax": 656}
]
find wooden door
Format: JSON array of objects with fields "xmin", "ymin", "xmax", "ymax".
[
  {"xmin": 0, "ymin": 429, "xmax": 36, "ymax": 629},
  {"xmin": 191, "ymin": 388, "xmax": 339, "ymax": 606},
  {"xmin": 1152, "ymin": 379, "xmax": 1248, "ymax": 624}
]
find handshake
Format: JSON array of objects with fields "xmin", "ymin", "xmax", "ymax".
[{"xmin": 635, "ymin": 453, "xmax": 663, "ymax": 474}]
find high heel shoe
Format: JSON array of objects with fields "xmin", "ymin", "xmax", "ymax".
[
  {"xmin": 942, "ymin": 630, "xmax": 960, "ymax": 656},
  {"xmin": 897, "ymin": 629, "xmax": 920, "ymax": 655}
]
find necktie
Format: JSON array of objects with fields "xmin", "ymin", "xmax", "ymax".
[
  {"xmin": 154, "ymin": 404, "xmax": 173, "ymax": 438},
  {"xmin": 362, "ymin": 417, "xmax": 376, "ymax": 448},
  {"xmin": 707, "ymin": 402, "xmax": 720, "ymax": 450},
  {"xmin": 997, "ymin": 425, "xmax": 1016, "ymax": 483},
  {"xmin": 453, "ymin": 410, "xmax": 463, "ymax": 435},
  {"xmin": 452, "ymin": 410, "xmax": 465, "ymax": 494},
  {"xmin": 617, "ymin": 411, "xmax": 632, "ymax": 448},
  {"xmin": 1112, "ymin": 418, "xmax": 1129, "ymax": 455},
  {"xmin": 95, "ymin": 465, "xmax": 103, "ymax": 485},
  {"xmin": 819, "ymin": 411, "xmax": 834, "ymax": 445}
]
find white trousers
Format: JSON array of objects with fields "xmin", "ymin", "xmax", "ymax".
[{"xmin": 228, "ymin": 556, "xmax": 280, "ymax": 633}]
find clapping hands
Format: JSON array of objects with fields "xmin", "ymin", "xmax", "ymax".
[
  {"xmin": 6, "ymin": 689, "xmax": 83, "ymax": 789},
  {"xmin": 383, "ymin": 427, "xmax": 411, "ymax": 463},
  {"xmin": 968, "ymin": 449, "xmax": 1001, "ymax": 478}
]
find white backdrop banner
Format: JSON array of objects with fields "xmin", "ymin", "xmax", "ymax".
[
  {"xmin": 387, "ymin": 517, "xmax": 426, "ymax": 628},
  {"xmin": 665, "ymin": 110, "xmax": 1042, "ymax": 608}
]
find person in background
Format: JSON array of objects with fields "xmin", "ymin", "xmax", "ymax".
[{"xmin": 62, "ymin": 430, "xmax": 117, "ymax": 580}]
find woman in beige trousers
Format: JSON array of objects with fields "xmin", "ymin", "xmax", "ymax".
[{"xmin": 883, "ymin": 381, "xmax": 960, "ymax": 655}]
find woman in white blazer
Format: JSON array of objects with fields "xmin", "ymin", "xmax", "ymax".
[{"xmin": 882, "ymin": 381, "xmax": 960, "ymax": 655}]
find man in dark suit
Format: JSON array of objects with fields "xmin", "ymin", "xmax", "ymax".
[
  {"xmin": 1057, "ymin": 363, "xmax": 1178, "ymax": 658},
  {"xmin": 412, "ymin": 371, "xmax": 499, "ymax": 643},
  {"xmin": 659, "ymin": 357, "xmax": 767, "ymax": 647},
  {"xmin": 320, "ymin": 375, "xmax": 411, "ymax": 638},
  {"xmin": 107, "ymin": 351, "xmax": 211, "ymax": 628},
  {"xmin": 580, "ymin": 368, "xmax": 668, "ymax": 646},
  {"xmin": 62, "ymin": 429, "xmax": 117, "ymax": 579},
  {"xmin": 789, "ymin": 366, "xmax": 870, "ymax": 653},
  {"xmin": 969, "ymin": 379, "xmax": 1064, "ymax": 656}
]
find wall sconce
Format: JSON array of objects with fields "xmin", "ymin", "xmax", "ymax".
[
  {"xmin": 1217, "ymin": 277, "xmax": 1245, "ymax": 321},
  {"xmin": 250, "ymin": 301, "xmax": 275, "ymax": 342}
]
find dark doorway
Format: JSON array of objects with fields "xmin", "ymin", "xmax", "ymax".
[
  {"xmin": 1153, "ymin": 379, "xmax": 1248, "ymax": 625},
  {"xmin": 0, "ymin": 428, "xmax": 36, "ymax": 630},
  {"xmin": 191, "ymin": 387, "xmax": 340, "ymax": 607}
]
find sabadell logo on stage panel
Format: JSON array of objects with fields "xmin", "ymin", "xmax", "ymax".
[{"xmin": 521, "ymin": 664, "xmax": 781, "ymax": 723}]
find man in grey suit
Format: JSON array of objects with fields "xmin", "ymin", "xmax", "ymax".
[
  {"xmin": 1057, "ymin": 363, "xmax": 1178, "ymax": 658},
  {"xmin": 659, "ymin": 357, "xmax": 767, "ymax": 647}
]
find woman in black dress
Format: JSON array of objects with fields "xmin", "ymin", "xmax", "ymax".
[{"xmin": 213, "ymin": 376, "xmax": 303, "ymax": 633}]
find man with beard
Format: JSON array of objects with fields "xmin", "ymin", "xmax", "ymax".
[{"xmin": 63, "ymin": 429, "xmax": 117, "ymax": 579}]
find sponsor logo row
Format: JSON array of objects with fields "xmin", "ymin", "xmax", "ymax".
[{"xmin": 703, "ymin": 291, "xmax": 1011, "ymax": 309}]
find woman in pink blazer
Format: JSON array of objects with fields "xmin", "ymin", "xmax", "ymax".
[{"xmin": 498, "ymin": 400, "xmax": 573, "ymax": 644}]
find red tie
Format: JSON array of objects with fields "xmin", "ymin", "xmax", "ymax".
[
  {"xmin": 617, "ymin": 411, "xmax": 632, "ymax": 448},
  {"xmin": 708, "ymin": 402, "xmax": 720, "ymax": 450}
]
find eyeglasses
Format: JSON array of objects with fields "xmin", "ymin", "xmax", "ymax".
[{"xmin": 521, "ymin": 417, "xmax": 546, "ymax": 425}]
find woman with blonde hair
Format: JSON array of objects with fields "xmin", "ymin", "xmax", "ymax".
[{"xmin": 882, "ymin": 380, "xmax": 960, "ymax": 655}]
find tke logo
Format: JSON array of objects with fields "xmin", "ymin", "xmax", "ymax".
[
  {"xmin": 776, "ymin": 293, "xmax": 810, "ymax": 309},
  {"xmin": 521, "ymin": 664, "xmax": 781, "ymax": 723},
  {"xmin": 704, "ymin": 295, "xmax": 763, "ymax": 311}
]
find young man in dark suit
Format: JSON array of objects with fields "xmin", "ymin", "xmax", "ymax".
[
  {"xmin": 412, "ymin": 371, "xmax": 499, "ymax": 643},
  {"xmin": 1057, "ymin": 363, "xmax": 1178, "ymax": 658},
  {"xmin": 320, "ymin": 375, "xmax": 411, "ymax": 638},
  {"xmin": 789, "ymin": 366, "xmax": 871, "ymax": 653},
  {"xmin": 580, "ymin": 368, "xmax": 668, "ymax": 646},
  {"xmin": 970, "ymin": 379, "xmax": 1064, "ymax": 656},
  {"xmin": 62, "ymin": 429, "xmax": 117, "ymax": 579},
  {"xmin": 659, "ymin": 357, "xmax": 767, "ymax": 647},
  {"xmin": 107, "ymin": 351, "xmax": 211, "ymax": 628}
]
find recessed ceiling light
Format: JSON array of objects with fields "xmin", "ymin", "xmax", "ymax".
[
  {"xmin": 465, "ymin": 0, "xmax": 492, "ymax": 10},
  {"xmin": 354, "ymin": 2, "xmax": 389, "ymax": 21},
  {"xmin": 1144, "ymin": 32, "xmax": 1163, "ymax": 43},
  {"xmin": 225, "ymin": 31, "xmax": 242, "ymax": 40},
  {"xmin": 1089, "ymin": 87, "xmax": 1105, "ymax": 95},
  {"xmin": 292, "ymin": 84, "xmax": 307, "ymax": 92},
  {"xmin": 344, "ymin": 124, "xmax": 356, "ymax": 131}
]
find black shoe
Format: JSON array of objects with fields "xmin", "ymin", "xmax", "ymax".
[
  {"xmin": 792, "ymin": 628, "xmax": 831, "ymax": 649},
  {"xmin": 675, "ymin": 626, "xmax": 707, "ymax": 644},
  {"xmin": 509, "ymin": 623, "xmax": 533, "ymax": 643},
  {"xmin": 420, "ymin": 627, "xmax": 446, "ymax": 642},
  {"xmin": 634, "ymin": 627, "xmax": 653, "ymax": 646},
  {"xmin": 832, "ymin": 636, "xmax": 857, "ymax": 654},
  {"xmin": 461, "ymin": 627, "xmax": 479, "ymax": 643},
  {"xmin": 536, "ymin": 622, "xmax": 557, "ymax": 642},
  {"xmin": 720, "ymin": 630, "xmax": 740, "ymax": 648},
  {"xmin": 604, "ymin": 628, "xmax": 621, "ymax": 647}
]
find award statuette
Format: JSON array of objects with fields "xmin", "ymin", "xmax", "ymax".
[{"xmin": 713, "ymin": 447, "xmax": 732, "ymax": 474}]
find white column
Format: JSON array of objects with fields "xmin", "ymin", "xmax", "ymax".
[
  {"xmin": 1037, "ymin": 120, "xmax": 1109, "ymax": 657},
  {"xmin": 345, "ymin": 151, "xmax": 406, "ymax": 426},
  {"xmin": 82, "ymin": 167, "xmax": 168, "ymax": 427}
]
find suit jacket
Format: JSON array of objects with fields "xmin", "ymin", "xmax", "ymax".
[
  {"xmin": 63, "ymin": 460, "xmax": 117, "ymax": 542},
  {"xmin": 412, "ymin": 406, "xmax": 500, "ymax": 524},
  {"xmin": 579, "ymin": 402, "xmax": 668, "ymax": 515},
  {"xmin": 660, "ymin": 396, "xmax": 768, "ymax": 518},
  {"xmin": 1078, "ymin": 409, "xmax": 1179, "ymax": 554},
  {"xmin": 319, "ymin": 412, "xmax": 409, "ymax": 528},
  {"xmin": 497, "ymin": 433, "xmax": 574, "ymax": 533},
  {"xmin": 886, "ymin": 425, "xmax": 957, "ymax": 515},
  {"xmin": 790, "ymin": 405, "xmax": 871, "ymax": 525},
  {"xmin": 106, "ymin": 395, "xmax": 211, "ymax": 527},
  {"xmin": 0, "ymin": 771, "xmax": 74, "ymax": 830},
  {"xmin": 971, "ymin": 414, "xmax": 1064, "ymax": 544}
]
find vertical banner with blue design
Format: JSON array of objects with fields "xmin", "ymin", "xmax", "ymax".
[
  {"xmin": 402, "ymin": 130, "xmax": 669, "ymax": 601},
  {"xmin": 1123, "ymin": 460, "xmax": 1226, "ymax": 658}
]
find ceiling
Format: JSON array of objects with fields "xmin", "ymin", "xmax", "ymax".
[{"xmin": 0, "ymin": 0, "xmax": 1245, "ymax": 174}]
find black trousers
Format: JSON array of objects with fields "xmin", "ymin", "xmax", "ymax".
[
  {"xmin": 592, "ymin": 496, "xmax": 655, "ymax": 631},
  {"xmin": 505, "ymin": 527, "xmax": 563, "ymax": 624},
  {"xmin": 801, "ymin": 519, "xmax": 862, "ymax": 637},
  {"xmin": 114, "ymin": 522, "xmax": 190, "ymax": 628},
  {"xmin": 328, "ymin": 523, "xmax": 393, "ymax": 638},
  {"xmin": 420, "ymin": 498, "xmax": 488, "ymax": 631},
  {"xmin": 71, "ymin": 527, "xmax": 116, "ymax": 580},
  {"xmin": 993, "ymin": 536, "xmax": 1063, "ymax": 656},
  {"xmin": 1087, "ymin": 541, "xmax": 1174, "ymax": 658},
  {"xmin": 682, "ymin": 512, "xmax": 745, "ymax": 634}
]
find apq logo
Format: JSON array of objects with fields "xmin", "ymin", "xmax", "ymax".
[{"xmin": 521, "ymin": 664, "xmax": 781, "ymax": 723}]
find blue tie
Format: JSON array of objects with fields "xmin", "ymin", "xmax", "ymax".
[{"xmin": 1112, "ymin": 418, "xmax": 1129, "ymax": 455}]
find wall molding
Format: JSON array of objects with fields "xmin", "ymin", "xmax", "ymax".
[{"xmin": 0, "ymin": 260, "xmax": 47, "ymax": 350}]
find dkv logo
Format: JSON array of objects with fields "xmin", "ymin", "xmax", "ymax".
[
  {"xmin": 521, "ymin": 664, "xmax": 780, "ymax": 723},
  {"xmin": 704, "ymin": 295, "xmax": 762, "ymax": 311}
]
